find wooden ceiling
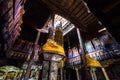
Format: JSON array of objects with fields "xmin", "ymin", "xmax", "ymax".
[
  {"xmin": 84, "ymin": 0, "xmax": 120, "ymax": 43},
  {"xmin": 19, "ymin": 0, "xmax": 52, "ymax": 42},
  {"xmin": 42, "ymin": 0, "xmax": 102, "ymax": 35},
  {"xmin": 23, "ymin": 0, "xmax": 51, "ymax": 29},
  {"xmin": 20, "ymin": 0, "xmax": 120, "ymax": 43}
]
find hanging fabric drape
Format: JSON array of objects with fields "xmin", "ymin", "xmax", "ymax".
[{"xmin": 85, "ymin": 54, "xmax": 101, "ymax": 67}]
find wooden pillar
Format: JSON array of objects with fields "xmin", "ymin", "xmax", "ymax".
[
  {"xmin": 48, "ymin": 13, "xmax": 54, "ymax": 39},
  {"xmin": 75, "ymin": 67, "xmax": 80, "ymax": 80},
  {"xmin": 90, "ymin": 67, "xmax": 97, "ymax": 80},
  {"xmin": 101, "ymin": 67, "xmax": 110, "ymax": 80},
  {"xmin": 76, "ymin": 28, "xmax": 90, "ymax": 80},
  {"xmin": 76, "ymin": 28, "xmax": 86, "ymax": 64},
  {"xmin": 25, "ymin": 31, "xmax": 41, "ymax": 80},
  {"xmin": 49, "ymin": 61, "xmax": 59, "ymax": 80},
  {"xmin": 60, "ymin": 68, "xmax": 63, "ymax": 80},
  {"xmin": 64, "ymin": 69, "xmax": 66, "ymax": 80}
]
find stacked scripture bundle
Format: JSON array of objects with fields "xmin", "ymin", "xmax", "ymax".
[
  {"xmin": 0, "ymin": 0, "xmax": 26, "ymax": 57},
  {"xmin": 13, "ymin": 39, "xmax": 34, "ymax": 54},
  {"xmin": 12, "ymin": 0, "xmax": 25, "ymax": 43},
  {"xmin": 0, "ymin": 0, "xmax": 14, "ymax": 54}
]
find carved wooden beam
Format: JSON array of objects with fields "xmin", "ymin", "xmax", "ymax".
[{"xmin": 42, "ymin": 0, "xmax": 88, "ymax": 32}]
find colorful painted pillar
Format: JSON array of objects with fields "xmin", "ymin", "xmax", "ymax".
[
  {"xmin": 41, "ymin": 51, "xmax": 65, "ymax": 80},
  {"xmin": 41, "ymin": 20, "xmax": 65, "ymax": 80}
]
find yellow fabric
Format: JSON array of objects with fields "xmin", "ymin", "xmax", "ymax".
[
  {"xmin": 20, "ymin": 8, "xmax": 25, "ymax": 14},
  {"xmin": 42, "ymin": 39, "xmax": 65, "ymax": 56},
  {"xmin": 58, "ymin": 60, "xmax": 64, "ymax": 68},
  {"xmin": 18, "ymin": 26, "xmax": 21, "ymax": 31},
  {"xmin": 86, "ymin": 54, "xmax": 101, "ymax": 67},
  {"xmin": 19, "ymin": 20, "xmax": 23, "ymax": 24}
]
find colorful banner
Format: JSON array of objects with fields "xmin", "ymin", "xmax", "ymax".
[
  {"xmin": 85, "ymin": 40, "xmax": 95, "ymax": 53},
  {"xmin": 67, "ymin": 47, "xmax": 81, "ymax": 66}
]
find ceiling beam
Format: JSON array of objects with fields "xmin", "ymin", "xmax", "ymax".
[
  {"xmin": 42, "ymin": 0, "xmax": 88, "ymax": 32},
  {"xmin": 102, "ymin": 0, "xmax": 120, "ymax": 13}
]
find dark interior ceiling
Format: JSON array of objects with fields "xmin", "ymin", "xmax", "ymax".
[
  {"xmin": 19, "ymin": 0, "xmax": 51, "ymax": 42},
  {"xmin": 42, "ymin": 0, "xmax": 103, "ymax": 35},
  {"xmin": 84, "ymin": 0, "xmax": 120, "ymax": 43},
  {"xmin": 23, "ymin": 0, "xmax": 51, "ymax": 28},
  {"xmin": 20, "ymin": 0, "xmax": 120, "ymax": 43}
]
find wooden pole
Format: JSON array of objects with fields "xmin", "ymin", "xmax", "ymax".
[
  {"xmin": 48, "ymin": 13, "xmax": 54, "ymax": 39},
  {"xmin": 101, "ymin": 67, "xmax": 110, "ymax": 80},
  {"xmin": 75, "ymin": 67, "xmax": 80, "ymax": 80},
  {"xmin": 64, "ymin": 69, "xmax": 66, "ymax": 80},
  {"xmin": 76, "ymin": 28, "xmax": 86, "ymax": 64},
  {"xmin": 25, "ymin": 31, "xmax": 41, "ymax": 80},
  {"xmin": 49, "ymin": 62, "xmax": 59, "ymax": 80},
  {"xmin": 92, "ymin": 67, "xmax": 97, "ymax": 80},
  {"xmin": 60, "ymin": 68, "xmax": 63, "ymax": 80},
  {"xmin": 90, "ymin": 67, "xmax": 95, "ymax": 80},
  {"xmin": 90, "ymin": 67, "xmax": 97, "ymax": 80},
  {"xmin": 76, "ymin": 28, "xmax": 89, "ymax": 80}
]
